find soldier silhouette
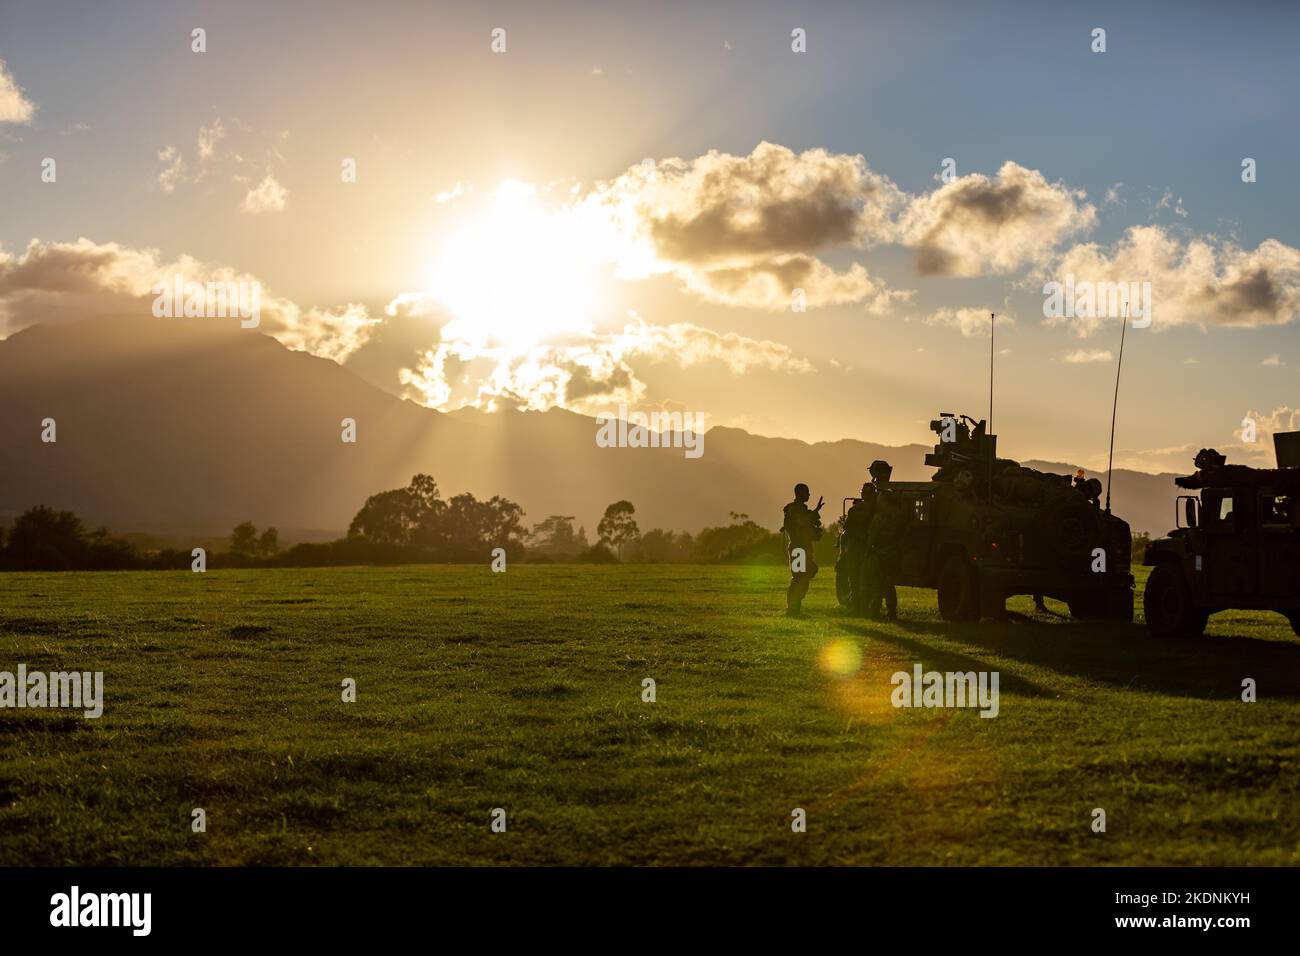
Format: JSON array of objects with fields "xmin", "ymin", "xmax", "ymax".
[
  {"xmin": 842, "ymin": 482, "xmax": 876, "ymax": 614},
  {"xmin": 782, "ymin": 483, "xmax": 824, "ymax": 617},
  {"xmin": 863, "ymin": 460, "xmax": 900, "ymax": 620}
]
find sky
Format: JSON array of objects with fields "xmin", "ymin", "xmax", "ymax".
[{"xmin": 1, "ymin": 0, "xmax": 1297, "ymax": 473}]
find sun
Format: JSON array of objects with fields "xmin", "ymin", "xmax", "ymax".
[{"xmin": 424, "ymin": 180, "xmax": 609, "ymax": 353}]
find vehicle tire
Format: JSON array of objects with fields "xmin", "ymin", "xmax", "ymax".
[
  {"xmin": 937, "ymin": 554, "xmax": 980, "ymax": 622},
  {"xmin": 1144, "ymin": 564, "xmax": 1207, "ymax": 638}
]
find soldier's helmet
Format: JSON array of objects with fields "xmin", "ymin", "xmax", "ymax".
[
  {"xmin": 1193, "ymin": 448, "xmax": 1227, "ymax": 470},
  {"xmin": 869, "ymin": 460, "xmax": 893, "ymax": 481}
]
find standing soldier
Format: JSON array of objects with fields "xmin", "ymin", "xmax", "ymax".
[
  {"xmin": 864, "ymin": 460, "xmax": 900, "ymax": 620},
  {"xmin": 782, "ymin": 483, "xmax": 824, "ymax": 617},
  {"xmin": 841, "ymin": 483, "xmax": 877, "ymax": 614}
]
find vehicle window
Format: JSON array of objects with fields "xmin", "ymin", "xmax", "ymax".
[
  {"xmin": 1261, "ymin": 494, "xmax": 1292, "ymax": 528},
  {"xmin": 911, "ymin": 497, "xmax": 930, "ymax": 524},
  {"xmin": 1217, "ymin": 497, "xmax": 1234, "ymax": 524}
]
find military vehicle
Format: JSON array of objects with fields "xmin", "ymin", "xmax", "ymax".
[
  {"xmin": 1142, "ymin": 434, "xmax": 1300, "ymax": 638},
  {"xmin": 840, "ymin": 413, "xmax": 1135, "ymax": 621}
]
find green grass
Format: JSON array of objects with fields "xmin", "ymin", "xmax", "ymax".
[{"xmin": 1, "ymin": 564, "xmax": 1297, "ymax": 865}]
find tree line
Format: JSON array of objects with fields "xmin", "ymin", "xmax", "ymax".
[{"xmin": 0, "ymin": 474, "xmax": 799, "ymax": 571}]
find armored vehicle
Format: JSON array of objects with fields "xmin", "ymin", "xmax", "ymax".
[
  {"xmin": 840, "ymin": 413, "xmax": 1135, "ymax": 621},
  {"xmin": 1142, "ymin": 434, "xmax": 1300, "ymax": 638}
]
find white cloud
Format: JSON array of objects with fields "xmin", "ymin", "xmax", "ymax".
[
  {"xmin": 240, "ymin": 174, "xmax": 288, "ymax": 214},
  {"xmin": 0, "ymin": 60, "xmax": 35, "ymax": 124},
  {"xmin": 1062, "ymin": 349, "xmax": 1113, "ymax": 363},
  {"xmin": 1237, "ymin": 406, "xmax": 1300, "ymax": 465},
  {"xmin": 156, "ymin": 117, "xmax": 287, "ymax": 211},
  {"xmin": 0, "ymin": 237, "xmax": 374, "ymax": 361},
  {"xmin": 197, "ymin": 119, "xmax": 226, "ymax": 161},
  {"xmin": 1261, "ymin": 353, "xmax": 1284, "ymax": 366},
  {"xmin": 899, "ymin": 162, "xmax": 1095, "ymax": 276},
  {"xmin": 582, "ymin": 141, "xmax": 911, "ymax": 311},
  {"xmin": 390, "ymin": 294, "xmax": 813, "ymax": 414},
  {"xmin": 157, "ymin": 146, "xmax": 186, "ymax": 193},
  {"xmin": 924, "ymin": 307, "xmax": 1014, "ymax": 337},
  {"xmin": 1049, "ymin": 225, "xmax": 1300, "ymax": 335}
]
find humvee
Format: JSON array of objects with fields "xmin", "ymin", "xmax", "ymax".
[
  {"xmin": 839, "ymin": 413, "xmax": 1135, "ymax": 621},
  {"xmin": 1143, "ymin": 432, "xmax": 1300, "ymax": 638}
]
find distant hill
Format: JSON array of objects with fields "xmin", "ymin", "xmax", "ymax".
[{"xmin": 0, "ymin": 316, "xmax": 1182, "ymax": 541}]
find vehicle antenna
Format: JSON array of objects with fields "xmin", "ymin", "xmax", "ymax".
[
  {"xmin": 988, "ymin": 312, "xmax": 995, "ymax": 504},
  {"xmin": 1104, "ymin": 303, "xmax": 1129, "ymax": 514}
]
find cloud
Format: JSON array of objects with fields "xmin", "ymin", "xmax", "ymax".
[
  {"xmin": 1155, "ymin": 190, "xmax": 1187, "ymax": 218},
  {"xmin": 0, "ymin": 60, "xmax": 36, "ymax": 124},
  {"xmin": 197, "ymin": 119, "xmax": 226, "ymax": 162},
  {"xmin": 157, "ymin": 146, "xmax": 186, "ymax": 193},
  {"xmin": 0, "ymin": 238, "xmax": 374, "ymax": 361},
  {"xmin": 1048, "ymin": 225, "xmax": 1300, "ymax": 335},
  {"xmin": 899, "ymin": 162, "xmax": 1096, "ymax": 276},
  {"xmin": 1261, "ymin": 353, "xmax": 1284, "ymax": 366},
  {"xmin": 584, "ymin": 141, "xmax": 911, "ymax": 311},
  {"xmin": 1062, "ymin": 349, "xmax": 1113, "ymax": 363},
  {"xmin": 610, "ymin": 314, "xmax": 814, "ymax": 375},
  {"xmin": 391, "ymin": 296, "xmax": 813, "ymax": 414},
  {"xmin": 240, "ymin": 174, "xmax": 288, "ymax": 214},
  {"xmin": 680, "ymin": 255, "xmax": 912, "ymax": 312},
  {"xmin": 1238, "ymin": 406, "xmax": 1300, "ymax": 465},
  {"xmin": 434, "ymin": 181, "xmax": 468, "ymax": 204},
  {"xmin": 924, "ymin": 307, "xmax": 1014, "ymax": 337},
  {"xmin": 156, "ymin": 117, "xmax": 287, "ymax": 211},
  {"xmin": 1127, "ymin": 406, "xmax": 1300, "ymax": 471}
]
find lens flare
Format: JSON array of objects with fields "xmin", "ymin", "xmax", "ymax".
[{"xmin": 817, "ymin": 639, "xmax": 863, "ymax": 677}]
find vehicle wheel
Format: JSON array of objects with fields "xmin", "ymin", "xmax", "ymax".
[
  {"xmin": 1144, "ymin": 564, "xmax": 1207, "ymax": 638},
  {"xmin": 937, "ymin": 554, "xmax": 980, "ymax": 622}
]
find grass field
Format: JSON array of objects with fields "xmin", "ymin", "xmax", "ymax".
[{"xmin": 1, "ymin": 563, "xmax": 1298, "ymax": 866}]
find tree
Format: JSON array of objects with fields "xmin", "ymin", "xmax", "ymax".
[
  {"xmin": 625, "ymin": 528, "xmax": 693, "ymax": 563},
  {"xmin": 529, "ymin": 515, "xmax": 588, "ymax": 558},
  {"xmin": 345, "ymin": 475, "xmax": 525, "ymax": 560},
  {"xmin": 258, "ymin": 527, "xmax": 280, "ymax": 557},
  {"xmin": 597, "ymin": 500, "xmax": 640, "ymax": 560},
  {"xmin": 693, "ymin": 515, "xmax": 782, "ymax": 563},
  {"xmin": 2, "ymin": 505, "xmax": 90, "ymax": 569},
  {"xmin": 349, "ymin": 489, "xmax": 416, "ymax": 545},
  {"xmin": 230, "ymin": 521, "xmax": 259, "ymax": 558},
  {"xmin": 350, "ymin": 474, "xmax": 445, "ymax": 548}
]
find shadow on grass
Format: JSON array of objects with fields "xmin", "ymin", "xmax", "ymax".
[
  {"xmin": 933, "ymin": 616, "xmax": 1300, "ymax": 699},
  {"xmin": 838, "ymin": 621, "xmax": 1056, "ymax": 699}
]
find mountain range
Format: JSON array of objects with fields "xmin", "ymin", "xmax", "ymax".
[{"xmin": 0, "ymin": 316, "xmax": 1184, "ymax": 543}]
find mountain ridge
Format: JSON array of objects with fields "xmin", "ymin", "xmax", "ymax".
[{"xmin": 0, "ymin": 316, "xmax": 1183, "ymax": 540}]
